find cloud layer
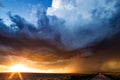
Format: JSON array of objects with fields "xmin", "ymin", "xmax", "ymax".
[
  {"xmin": 47, "ymin": 0, "xmax": 120, "ymax": 50},
  {"xmin": 1, "ymin": 0, "xmax": 120, "ymax": 51},
  {"xmin": 0, "ymin": 0, "xmax": 120, "ymax": 72}
]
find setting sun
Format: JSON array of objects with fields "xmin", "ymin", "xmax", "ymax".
[
  {"xmin": 8, "ymin": 64, "xmax": 40, "ymax": 73},
  {"xmin": 9, "ymin": 64, "xmax": 30, "ymax": 72},
  {"xmin": 7, "ymin": 64, "xmax": 54, "ymax": 73}
]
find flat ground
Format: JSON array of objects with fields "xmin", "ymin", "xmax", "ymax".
[{"xmin": 0, "ymin": 72, "xmax": 119, "ymax": 80}]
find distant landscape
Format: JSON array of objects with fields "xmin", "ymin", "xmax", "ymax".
[{"xmin": 0, "ymin": 72, "xmax": 119, "ymax": 80}]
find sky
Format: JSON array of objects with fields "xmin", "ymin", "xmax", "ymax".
[
  {"xmin": 0, "ymin": 0, "xmax": 120, "ymax": 73},
  {"xmin": 0, "ymin": 0, "xmax": 52, "ymax": 25}
]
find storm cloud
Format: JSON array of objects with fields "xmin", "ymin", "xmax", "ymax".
[
  {"xmin": 0, "ymin": 0, "xmax": 120, "ymax": 50},
  {"xmin": 0, "ymin": 0, "xmax": 120, "ymax": 72}
]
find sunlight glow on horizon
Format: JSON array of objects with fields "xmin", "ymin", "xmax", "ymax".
[{"xmin": 7, "ymin": 64, "xmax": 53, "ymax": 73}]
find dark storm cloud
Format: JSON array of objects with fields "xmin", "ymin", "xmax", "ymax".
[
  {"xmin": 0, "ymin": 11, "xmax": 62, "ymax": 49},
  {"xmin": 0, "ymin": 0, "xmax": 120, "ymax": 53}
]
